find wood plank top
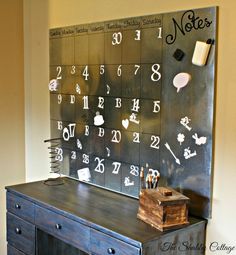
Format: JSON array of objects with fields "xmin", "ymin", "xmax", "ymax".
[{"xmin": 6, "ymin": 177, "xmax": 205, "ymax": 247}]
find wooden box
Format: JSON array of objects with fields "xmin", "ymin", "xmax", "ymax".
[{"xmin": 137, "ymin": 187, "xmax": 190, "ymax": 231}]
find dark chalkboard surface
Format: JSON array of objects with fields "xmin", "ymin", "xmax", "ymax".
[{"xmin": 49, "ymin": 7, "xmax": 217, "ymax": 218}]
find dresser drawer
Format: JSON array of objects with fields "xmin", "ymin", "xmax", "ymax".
[
  {"xmin": 35, "ymin": 206, "xmax": 90, "ymax": 253},
  {"xmin": 7, "ymin": 213, "xmax": 35, "ymax": 255},
  {"xmin": 91, "ymin": 229, "xmax": 140, "ymax": 255},
  {"xmin": 7, "ymin": 192, "xmax": 35, "ymax": 223},
  {"xmin": 8, "ymin": 245, "xmax": 26, "ymax": 255}
]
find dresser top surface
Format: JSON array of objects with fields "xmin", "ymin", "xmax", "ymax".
[{"xmin": 6, "ymin": 177, "xmax": 205, "ymax": 247}]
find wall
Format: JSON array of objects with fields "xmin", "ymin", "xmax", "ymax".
[
  {"xmin": 24, "ymin": 0, "xmax": 50, "ymax": 181},
  {"xmin": 0, "ymin": 1, "xmax": 25, "ymax": 255},
  {"xmin": 48, "ymin": 0, "xmax": 236, "ymax": 254}
]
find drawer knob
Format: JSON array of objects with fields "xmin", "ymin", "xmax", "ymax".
[
  {"xmin": 15, "ymin": 204, "xmax": 21, "ymax": 209},
  {"xmin": 55, "ymin": 224, "xmax": 62, "ymax": 230},
  {"xmin": 15, "ymin": 228, "xmax": 21, "ymax": 235},
  {"xmin": 107, "ymin": 248, "xmax": 115, "ymax": 254}
]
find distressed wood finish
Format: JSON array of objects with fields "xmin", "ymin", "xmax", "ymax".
[
  {"xmin": 7, "ymin": 245, "xmax": 25, "ymax": 255},
  {"xmin": 7, "ymin": 213, "xmax": 35, "ymax": 255},
  {"xmin": 37, "ymin": 229, "xmax": 88, "ymax": 255},
  {"xmin": 7, "ymin": 192, "xmax": 35, "ymax": 223},
  {"xmin": 35, "ymin": 205, "xmax": 90, "ymax": 253},
  {"xmin": 137, "ymin": 188, "xmax": 189, "ymax": 231},
  {"xmin": 6, "ymin": 178, "xmax": 206, "ymax": 254},
  {"xmin": 91, "ymin": 229, "xmax": 140, "ymax": 255}
]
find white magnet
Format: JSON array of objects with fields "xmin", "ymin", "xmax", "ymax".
[
  {"xmin": 122, "ymin": 119, "xmax": 129, "ymax": 129},
  {"xmin": 173, "ymin": 73, "xmax": 191, "ymax": 92},
  {"xmin": 192, "ymin": 41, "xmax": 211, "ymax": 66},
  {"xmin": 184, "ymin": 147, "xmax": 197, "ymax": 159},
  {"xmin": 180, "ymin": 116, "xmax": 192, "ymax": 131},
  {"xmin": 177, "ymin": 133, "xmax": 185, "ymax": 145},
  {"xmin": 94, "ymin": 112, "xmax": 104, "ymax": 126},
  {"xmin": 48, "ymin": 79, "xmax": 59, "ymax": 91},
  {"xmin": 124, "ymin": 177, "xmax": 134, "ymax": 186},
  {"xmin": 106, "ymin": 147, "xmax": 111, "ymax": 157},
  {"xmin": 77, "ymin": 167, "xmax": 91, "ymax": 181},
  {"xmin": 192, "ymin": 133, "xmax": 207, "ymax": 145}
]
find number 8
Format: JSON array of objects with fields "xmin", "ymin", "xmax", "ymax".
[{"xmin": 151, "ymin": 64, "xmax": 161, "ymax": 82}]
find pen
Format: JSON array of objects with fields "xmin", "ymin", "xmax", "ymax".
[
  {"xmin": 140, "ymin": 167, "xmax": 146, "ymax": 189},
  {"xmin": 148, "ymin": 175, "xmax": 153, "ymax": 189}
]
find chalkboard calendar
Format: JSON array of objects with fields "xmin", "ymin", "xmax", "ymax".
[{"xmin": 49, "ymin": 7, "xmax": 217, "ymax": 218}]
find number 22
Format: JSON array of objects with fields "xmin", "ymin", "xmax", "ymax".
[{"xmin": 150, "ymin": 135, "xmax": 160, "ymax": 149}]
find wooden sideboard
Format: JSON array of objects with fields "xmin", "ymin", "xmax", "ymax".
[{"xmin": 6, "ymin": 178, "xmax": 206, "ymax": 255}]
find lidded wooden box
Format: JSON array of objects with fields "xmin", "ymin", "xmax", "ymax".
[{"xmin": 137, "ymin": 187, "xmax": 190, "ymax": 231}]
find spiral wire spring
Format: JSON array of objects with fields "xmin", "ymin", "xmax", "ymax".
[{"xmin": 44, "ymin": 138, "xmax": 64, "ymax": 186}]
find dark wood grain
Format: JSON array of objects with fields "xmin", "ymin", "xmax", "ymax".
[
  {"xmin": 7, "ymin": 192, "xmax": 35, "ymax": 223},
  {"xmin": 91, "ymin": 229, "xmax": 140, "ymax": 255},
  {"xmin": 6, "ymin": 177, "xmax": 205, "ymax": 248},
  {"xmin": 37, "ymin": 229, "xmax": 88, "ymax": 255},
  {"xmin": 137, "ymin": 188, "xmax": 189, "ymax": 231},
  {"xmin": 7, "ymin": 213, "xmax": 35, "ymax": 255},
  {"xmin": 7, "ymin": 245, "xmax": 25, "ymax": 255},
  {"xmin": 35, "ymin": 205, "xmax": 90, "ymax": 253}
]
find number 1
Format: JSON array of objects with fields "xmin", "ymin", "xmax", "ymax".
[{"xmin": 158, "ymin": 27, "xmax": 162, "ymax": 39}]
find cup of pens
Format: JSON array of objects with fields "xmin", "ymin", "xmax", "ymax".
[{"xmin": 140, "ymin": 164, "xmax": 160, "ymax": 190}]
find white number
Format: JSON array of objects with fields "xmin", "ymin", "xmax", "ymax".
[
  {"xmin": 151, "ymin": 64, "xmax": 161, "ymax": 82},
  {"xmin": 98, "ymin": 127, "xmax": 105, "ymax": 137},
  {"xmin": 82, "ymin": 154, "xmax": 89, "ymax": 164},
  {"xmin": 115, "ymin": 98, "xmax": 122, "ymax": 108},
  {"xmin": 153, "ymin": 100, "xmax": 161, "ymax": 113},
  {"xmin": 82, "ymin": 65, "xmax": 89, "ymax": 80},
  {"xmin": 130, "ymin": 165, "xmax": 139, "ymax": 176},
  {"xmin": 98, "ymin": 97, "xmax": 104, "ymax": 109},
  {"xmin": 131, "ymin": 99, "xmax": 140, "ymax": 112},
  {"xmin": 55, "ymin": 147, "xmax": 63, "ymax": 162},
  {"xmin": 94, "ymin": 157, "xmax": 105, "ymax": 173},
  {"xmin": 58, "ymin": 94, "xmax": 62, "ymax": 104},
  {"xmin": 134, "ymin": 65, "xmax": 140, "ymax": 75},
  {"xmin": 85, "ymin": 125, "xmax": 89, "ymax": 136},
  {"xmin": 63, "ymin": 127, "xmax": 70, "ymax": 141},
  {"xmin": 70, "ymin": 95, "xmax": 75, "ymax": 104},
  {"xmin": 112, "ymin": 162, "xmax": 121, "ymax": 174},
  {"xmin": 83, "ymin": 96, "xmax": 89, "ymax": 109},
  {"xmin": 150, "ymin": 135, "xmax": 160, "ymax": 149},
  {"xmin": 100, "ymin": 65, "xmax": 105, "ymax": 75},
  {"xmin": 75, "ymin": 84, "xmax": 81, "ymax": 94},
  {"xmin": 77, "ymin": 139, "xmax": 83, "ymax": 150},
  {"xmin": 71, "ymin": 151, "xmax": 76, "ymax": 160},
  {"xmin": 71, "ymin": 65, "xmax": 76, "ymax": 74},
  {"xmin": 63, "ymin": 123, "xmax": 76, "ymax": 141},
  {"xmin": 117, "ymin": 65, "xmax": 122, "ymax": 77},
  {"xmin": 57, "ymin": 121, "xmax": 63, "ymax": 130},
  {"xmin": 133, "ymin": 132, "xmax": 140, "ymax": 143},
  {"xmin": 112, "ymin": 32, "xmax": 122, "ymax": 45},
  {"xmin": 56, "ymin": 66, "xmax": 62, "ymax": 79},
  {"xmin": 158, "ymin": 27, "xmax": 162, "ymax": 39},
  {"xmin": 111, "ymin": 130, "xmax": 121, "ymax": 143},
  {"xmin": 135, "ymin": 30, "xmax": 141, "ymax": 40}
]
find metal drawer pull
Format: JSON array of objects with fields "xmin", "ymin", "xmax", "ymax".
[
  {"xmin": 15, "ymin": 204, "xmax": 21, "ymax": 209},
  {"xmin": 107, "ymin": 248, "xmax": 115, "ymax": 254},
  {"xmin": 15, "ymin": 227, "xmax": 22, "ymax": 235},
  {"xmin": 55, "ymin": 224, "xmax": 62, "ymax": 230}
]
